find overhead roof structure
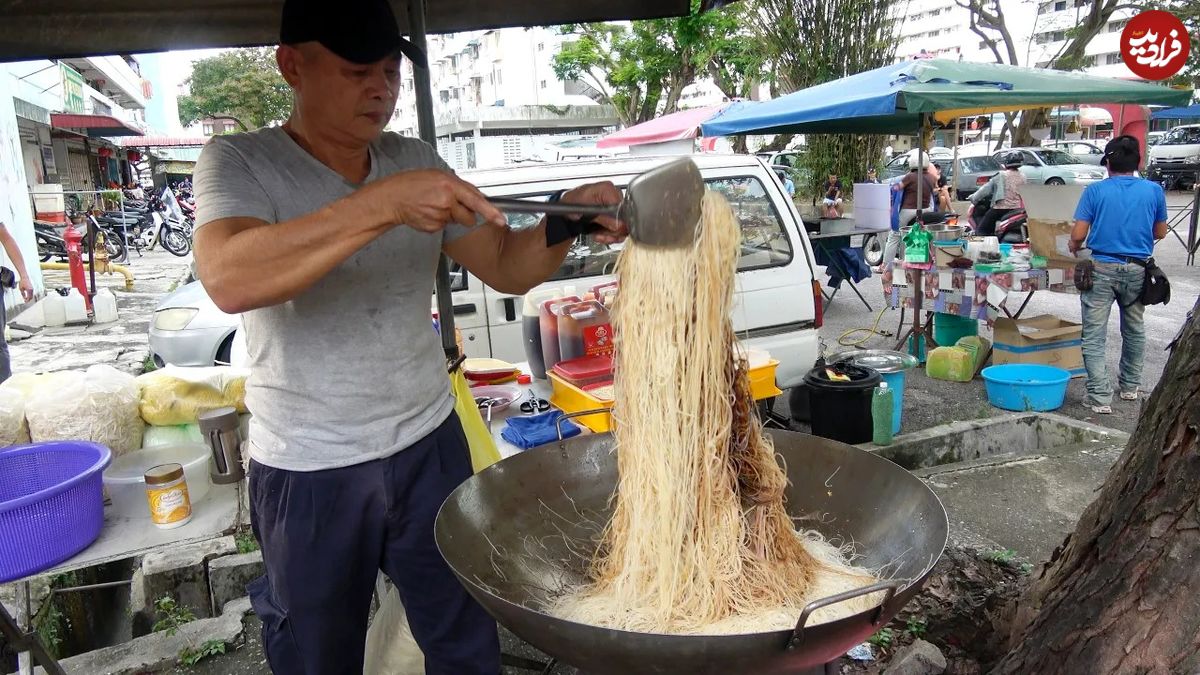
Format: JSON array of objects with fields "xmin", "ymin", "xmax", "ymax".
[{"xmin": 0, "ymin": 1, "xmax": 730, "ymax": 61}]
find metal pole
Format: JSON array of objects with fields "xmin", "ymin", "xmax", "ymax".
[
  {"xmin": 407, "ymin": 0, "xmax": 459, "ymax": 363},
  {"xmin": 1188, "ymin": 180, "xmax": 1199, "ymax": 267},
  {"xmin": 952, "ymin": 117, "xmax": 961, "ymax": 202}
]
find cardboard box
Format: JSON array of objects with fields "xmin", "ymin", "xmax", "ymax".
[
  {"xmin": 992, "ymin": 315, "xmax": 1085, "ymax": 377},
  {"xmin": 1022, "ymin": 184, "xmax": 1086, "ymax": 271}
]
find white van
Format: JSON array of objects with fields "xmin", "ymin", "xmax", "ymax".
[
  {"xmin": 1148, "ymin": 124, "xmax": 1200, "ymax": 189},
  {"xmin": 451, "ymin": 154, "xmax": 823, "ymax": 389}
]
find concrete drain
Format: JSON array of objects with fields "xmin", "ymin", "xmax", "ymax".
[{"xmin": 861, "ymin": 412, "xmax": 1128, "ymax": 470}]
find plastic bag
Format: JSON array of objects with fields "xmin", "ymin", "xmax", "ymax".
[
  {"xmin": 0, "ymin": 387, "xmax": 30, "ymax": 447},
  {"xmin": 926, "ymin": 346, "xmax": 975, "ymax": 383},
  {"xmin": 450, "ymin": 368, "xmax": 500, "ymax": 473},
  {"xmin": 136, "ymin": 365, "xmax": 249, "ymax": 426},
  {"xmin": 142, "ymin": 424, "xmax": 204, "ymax": 448},
  {"xmin": 26, "ymin": 365, "xmax": 144, "ymax": 456}
]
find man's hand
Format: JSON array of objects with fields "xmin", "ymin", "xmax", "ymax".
[
  {"xmin": 559, "ymin": 181, "xmax": 626, "ymax": 245},
  {"xmin": 18, "ymin": 277, "xmax": 32, "ymax": 302},
  {"xmin": 1067, "ymin": 238, "xmax": 1083, "ymax": 254},
  {"xmin": 359, "ymin": 169, "xmax": 507, "ymax": 233}
]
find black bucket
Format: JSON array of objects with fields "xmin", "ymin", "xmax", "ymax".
[{"xmin": 804, "ymin": 363, "xmax": 881, "ymax": 444}]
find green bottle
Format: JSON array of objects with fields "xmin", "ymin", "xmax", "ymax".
[{"xmin": 872, "ymin": 382, "xmax": 894, "ymax": 446}]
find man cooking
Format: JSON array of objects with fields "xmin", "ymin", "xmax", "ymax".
[{"xmin": 191, "ymin": 0, "xmax": 623, "ymax": 672}]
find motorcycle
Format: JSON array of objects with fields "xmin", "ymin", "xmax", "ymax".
[
  {"xmin": 139, "ymin": 211, "xmax": 192, "ymax": 257},
  {"xmin": 966, "ymin": 202, "xmax": 1027, "ymax": 243},
  {"xmin": 35, "ymin": 220, "xmax": 127, "ymax": 263}
]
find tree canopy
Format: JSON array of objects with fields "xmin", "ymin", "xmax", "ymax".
[
  {"xmin": 177, "ymin": 48, "xmax": 292, "ymax": 131},
  {"xmin": 551, "ymin": 1, "xmax": 764, "ymax": 127}
]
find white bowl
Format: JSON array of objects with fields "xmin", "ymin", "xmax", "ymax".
[{"xmin": 103, "ymin": 443, "xmax": 212, "ymax": 518}]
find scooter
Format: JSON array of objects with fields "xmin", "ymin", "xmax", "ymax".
[
  {"xmin": 36, "ymin": 219, "xmax": 128, "ymax": 263},
  {"xmin": 139, "ymin": 211, "xmax": 192, "ymax": 257},
  {"xmin": 966, "ymin": 202, "xmax": 1027, "ymax": 243}
]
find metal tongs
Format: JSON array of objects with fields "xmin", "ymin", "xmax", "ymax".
[{"xmin": 487, "ymin": 158, "xmax": 705, "ymax": 248}]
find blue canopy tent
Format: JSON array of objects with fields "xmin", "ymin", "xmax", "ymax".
[
  {"xmin": 701, "ymin": 59, "xmax": 1193, "ymax": 137},
  {"xmin": 1151, "ymin": 104, "xmax": 1200, "ymax": 120}
]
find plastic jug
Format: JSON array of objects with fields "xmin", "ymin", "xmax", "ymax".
[
  {"xmin": 42, "ymin": 293, "xmax": 67, "ymax": 327},
  {"xmin": 871, "ymin": 383, "xmax": 894, "ymax": 446},
  {"xmin": 557, "ymin": 301, "xmax": 613, "ymax": 361},
  {"xmin": 955, "ymin": 336, "xmax": 992, "ymax": 372},
  {"xmin": 538, "ymin": 293, "xmax": 580, "ymax": 374},
  {"xmin": 63, "ymin": 289, "xmax": 88, "ymax": 323},
  {"xmin": 926, "ymin": 346, "xmax": 975, "ymax": 383},
  {"xmin": 521, "ymin": 288, "xmax": 560, "ymax": 379},
  {"xmin": 93, "ymin": 288, "xmax": 119, "ymax": 324}
]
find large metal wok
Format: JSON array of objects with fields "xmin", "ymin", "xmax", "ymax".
[{"xmin": 435, "ymin": 430, "xmax": 948, "ymax": 674}]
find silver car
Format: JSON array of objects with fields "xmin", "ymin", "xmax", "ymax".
[
  {"xmin": 148, "ymin": 280, "xmax": 238, "ymax": 367},
  {"xmin": 992, "ymin": 147, "xmax": 1106, "ymax": 185},
  {"xmin": 1042, "ymin": 140, "xmax": 1105, "ymax": 165}
]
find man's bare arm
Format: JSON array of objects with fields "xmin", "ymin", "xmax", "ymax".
[
  {"xmin": 1068, "ymin": 219, "xmax": 1090, "ymax": 253},
  {"xmin": 196, "ymin": 170, "xmax": 506, "ymax": 314}
]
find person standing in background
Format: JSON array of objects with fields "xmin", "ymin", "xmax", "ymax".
[
  {"xmin": 1068, "ymin": 135, "xmax": 1167, "ymax": 415},
  {"xmin": 0, "ymin": 221, "xmax": 35, "ymax": 382}
]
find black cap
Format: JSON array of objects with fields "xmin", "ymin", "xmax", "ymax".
[
  {"xmin": 1101, "ymin": 135, "xmax": 1139, "ymax": 168},
  {"xmin": 280, "ymin": 0, "xmax": 428, "ymax": 68}
]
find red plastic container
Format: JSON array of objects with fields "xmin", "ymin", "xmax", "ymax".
[{"xmin": 551, "ymin": 355, "xmax": 613, "ymax": 389}]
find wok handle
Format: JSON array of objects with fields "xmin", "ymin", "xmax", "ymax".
[
  {"xmin": 555, "ymin": 408, "xmax": 612, "ymax": 440},
  {"xmin": 787, "ymin": 579, "xmax": 904, "ymax": 650}
]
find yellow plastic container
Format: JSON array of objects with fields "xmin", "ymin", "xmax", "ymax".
[
  {"xmin": 548, "ymin": 360, "xmax": 782, "ymax": 434},
  {"xmin": 548, "ymin": 372, "xmax": 614, "ymax": 433},
  {"xmin": 748, "ymin": 360, "xmax": 783, "ymax": 400}
]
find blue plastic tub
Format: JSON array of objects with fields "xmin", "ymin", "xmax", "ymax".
[
  {"xmin": 0, "ymin": 441, "xmax": 111, "ymax": 583},
  {"xmin": 981, "ymin": 364, "xmax": 1071, "ymax": 412}
]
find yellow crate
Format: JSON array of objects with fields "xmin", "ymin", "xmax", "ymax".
[
  {"xmin": 549, "ymin": 360, "xmax": 781, "ymax": 434},
  {"xmin": 547, "ymin": 372, "xmax": 614, "ymax": 433},
  {"xmin": 749, "ymin": 360, "xmax": 783, "ymax": 400}
]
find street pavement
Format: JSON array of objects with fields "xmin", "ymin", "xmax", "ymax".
[{"xmin": 8, "ymin": 249, "xmax": 192, "ymax": 376}]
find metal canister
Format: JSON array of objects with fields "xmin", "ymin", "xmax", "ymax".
[{"xmin": 198, "ymin": 407, "xmax": 245, "ymax": 484}]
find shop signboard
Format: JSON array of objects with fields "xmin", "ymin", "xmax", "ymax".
[{"xmin": 61, "ymin": 63, "xmax": 85, "ymax": 113}]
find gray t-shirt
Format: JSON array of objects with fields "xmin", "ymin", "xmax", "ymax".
[{"xmin": 193, "ymin": 127, "xmax": 470, "ymax": 472}]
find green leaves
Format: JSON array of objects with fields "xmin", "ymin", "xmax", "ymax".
[
  {"xmin": 551, "ymin": 4, "xmax": 764, "ymax": 126},
  {"xmin": 178, "ymin": 48, "xmax": 291, "ymax": 131}
]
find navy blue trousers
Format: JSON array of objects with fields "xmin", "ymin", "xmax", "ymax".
[{"xmin": 246, "ymin": 412, "xmax": 500, "ymax": 674}]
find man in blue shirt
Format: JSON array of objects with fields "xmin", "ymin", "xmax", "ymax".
[{"xmin": 1068, "ymin": 135, "xmax": 1168, "ymax": 414}]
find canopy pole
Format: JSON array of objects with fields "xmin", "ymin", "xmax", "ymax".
[
  {"xmin": 407, "ymin": 0, "xmax": 460, "ymax": 364},
  {"xmin": 952, "ymin": 116, "xmax": 961, "ymax": 203}
]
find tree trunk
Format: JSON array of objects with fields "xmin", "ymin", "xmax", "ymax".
[{"xmin": 991, "ymin": 297, "xmax": 1200, "ymax": 674}]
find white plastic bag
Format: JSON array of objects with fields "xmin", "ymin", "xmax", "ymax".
[
  {"xmin": 0, "ymin": 387, "xmax": 30, "ymax": 447},
  {"xmin": 26, "ymin": 365, "xmax": 144, "ymax": 456},
  {"xmin": 142, "ymin": 424, "xmax": 204, "ymax": 448},
  {"xmin": 365, "ymin": 580, "xmax": 424, "ymax": 675}
]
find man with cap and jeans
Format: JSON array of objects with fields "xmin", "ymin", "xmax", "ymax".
[
  {"xmin": 192, "ymin": 1, "xmax": 624, "ymax": 672},
  {"xmin": 1068, "ymin": 135, "xmax": 1168, "ymax": 415}
]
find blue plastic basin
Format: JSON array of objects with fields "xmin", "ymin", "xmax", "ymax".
[{"xmin": 980, "ymin": 364, "xmax": 1071, "ymax": 412}]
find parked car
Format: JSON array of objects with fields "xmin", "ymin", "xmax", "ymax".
[
  {"xmin": 881, "ymin": 154, "xmax": 1002, "ymax": 200},
  {"xmin": 1148, "ymin": 124, "xmax": 1200, "ymax": 190},
  {"xmin": 1042, "ymin": 140, "xmax": 1105, "ymax": 165},
  {"xmin": 148, "ymin": 279, "xmax": 239, "ymax": 367},
  {"xmin": 991, "ymin": 147, "xmax": 1106, "ymax": 185},
  {"xmin": 1147, "ymin": 130, "xmax": 1167, "ymax": 147},
  {"xmin": 149, "ymin": 155, "xmax": 823, "ymax": 390},
  {"xmin": 755, "ymin": 149, "xmax": 806, "ymax": 169}
]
